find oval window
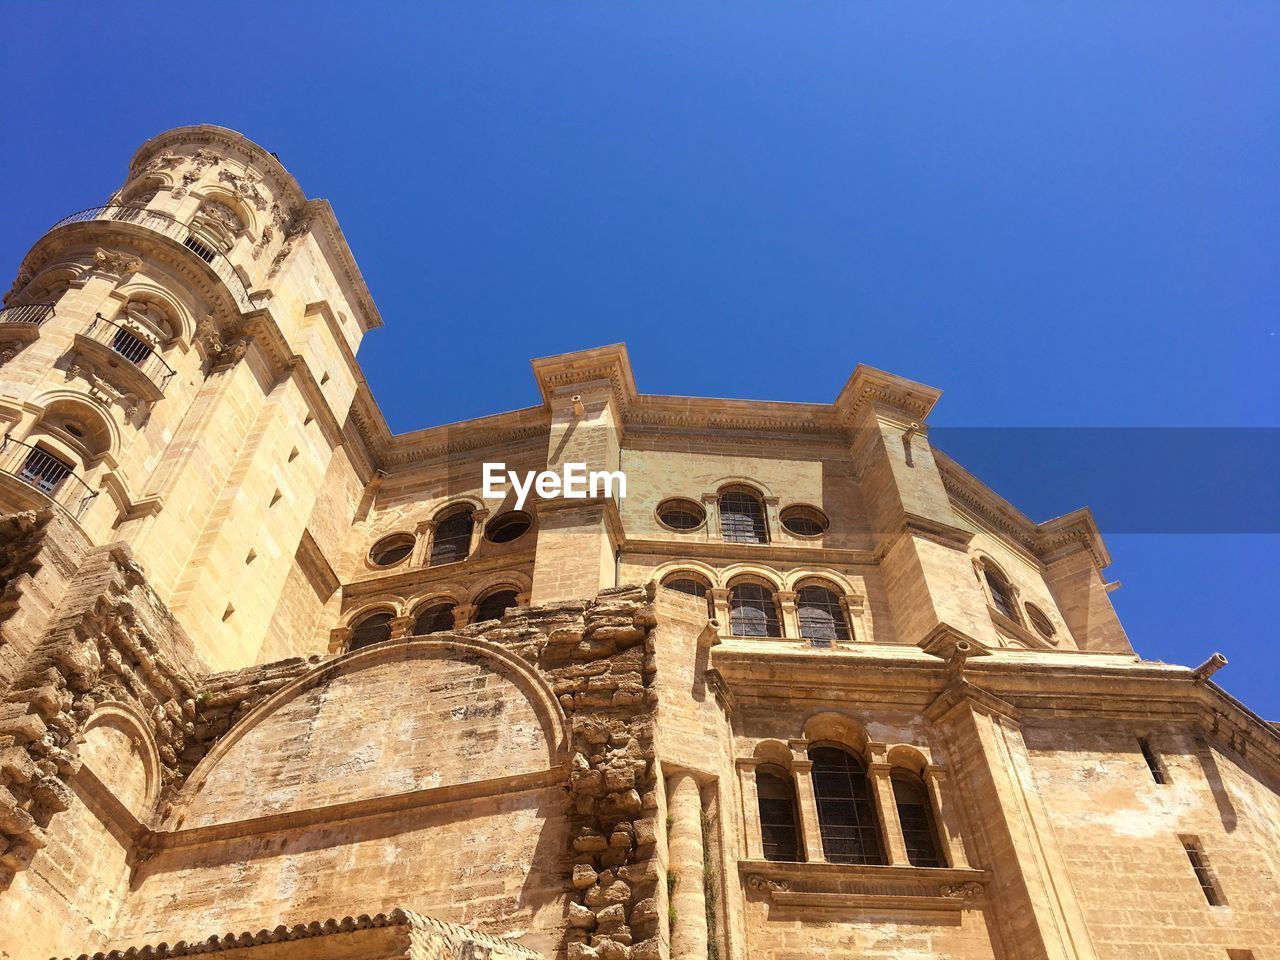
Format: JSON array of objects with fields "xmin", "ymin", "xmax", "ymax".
[
  {"xmin": 485, "ymin": 511, "xmax": 532, "ymax": 544},
  {"xmin": 657, "ymin": 498, "xmax": 706, "ymax": 531},
  {"xmin": 369, "ymin": 533, "xmax": 414, "ymax": 567},
  {"xmin": 1025, "ymin": 603, "xmax": 1056, "ymax": 640},
  {"xmin": 781, "ymin": 505, "xmax": 828, "ymax": 537}
]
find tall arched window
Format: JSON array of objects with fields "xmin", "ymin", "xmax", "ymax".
[
  {"xmin": 661, "ymin": 572, "xmax": 713, "ymax": 617},
  {"xmin": 412, "ymin": 602, "xmax": 456, "ymax": 635},
  {"xmin": 756, "ymin": 767, "xmax": 801, "ymax": 862},
  {"xmin": 349, "ymin": 611, "xmax": 393, "ymax": 651},
  {"xmin": 983, "ymin": 565, "xmax": 1018, "ymax": 622},
  {"xmin": 891, "ymin": 771, "xmax": 944, "ymax": 867},
  {"xmin": 796, "ymin": 583, "xmax": 852, "ymax": 643},
  {"xmin": 473, "ymin": 589, "xmax": 518, "ymax": 624},
  {"xmin": 729, "ymin": 580, "xmax": 781, "ymax": 637},
  {"xmin": 429, "ymin": 509, "xmax": 473, "ymax": 566},
  {"xmin": 809, "ymin": 746, "xmax": 885, "ymax": 865},
  {"xmin": 720, "ymin": 488, "xmax": 767, "ymax": 544}
]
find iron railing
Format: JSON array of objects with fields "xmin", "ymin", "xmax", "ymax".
[
  {"xmin": 49, "ymin": 204, "xmax": 254, "ymax": 311},
  {"xmin": 0, "ymin": 435, "xmax": 98, "ymax": 519},
  {"xmin": 0, "ymin": 303, "xmax": 55, "ymax": 326},
  {"xmin": 82, "ymin": 313, "xmax": 176, "ymax": 391}
]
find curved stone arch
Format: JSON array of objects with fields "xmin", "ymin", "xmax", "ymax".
[
  {"xmin": 467, "ymin": 570, "xmax": 532, "ymax": 604},
  {"xmin": 77, "ymin": 700, "xmax": 162, "ymax": 818},
  {"xmin": 784, "ymin": 568, "xmax": 858, "ymax": 594},
  {"xmin": 430, "ymin": 495, "xmax": 486, "ymax": 522},
  {"xmin": 651, "ymin": 559, "xmax": 722, "ymax": 590},
  {"xmin": 721, "ymin": 563, "xmax": 785, "ymax": 592},
  {"xmin": 117, "ymin": 172, "xmax": 174, "ymax": 203},
  {"xmin": 107, "ymin": 276, "xmax": 199, "ymax": 343},
  {"xmin": 802, "ymin": 711, "xmax": 870, "ymax": 759},
  {"xmin": 28, "ymin": 389, "xmax": 122, "ymax": 464},
  {"xmin": 177, "ymin": 634, "xmax": 570, "ymax": 812},
  {"xmin": 17, "ymin": 261, "xmax": 84, "ymax": 302},
  {"xmin": 970, "ymin": 548, "xmax": 1015, "ymax": 585},
  {"xmin": 886, "ymin": 743, "xmax": 932, "ymax": 775},
  {"xmin": 344, "ymin": 596, "xmax": 405, "ymax": 624},
  {"xmin": 710, "ymin": 475, "xmax": 775, "ymax": 499},
  {"xmin": 405, "ymin": 583, "xmax": 468, "ymax": 615},
  {"xmin": 188, "ymin": 183, "xmax": 259, "ymax": 238},
  {"xmin": 751, "ymin": 738, "xmax": 794, "ymax": 769}
]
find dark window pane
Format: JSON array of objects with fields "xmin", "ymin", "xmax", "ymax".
[
  {"xmin": 429, "ymin": 511, "xmax": 473, "ymax": 566},
  {"xmin": 756, "ymin": 771, "xmax": 800, "ymax": 862},
  {"xmin": 729, "ymin": 582, "xmax": 780, "ymax": 637},
  {"xmin": 349, "ymin": 612, "xmax": 393, "ymax": 651},
  {"xmin": 413, "ymin": 603, "xmax": 455, "ymax": 635},
  {"xmin": 720, "ymin": 491, "xmax": 767, "ymax": 544},
  {"xmin": 892, "ymin": 774, "xmax": 943, "ymax": 868},
  {"xmin": 809, "ymin": 747, "xmax": 885, "ymax": 865},
  {"xmin": 985, "ymin": 569, "xmax": 1017, "ymax": 620},
  {"xmin": 797, "ymin": 585, "xmax": 851, "ymax": 642},
  {"xmin": 473, "ymin": 590, "xmax": 518, "ymax": 623}
]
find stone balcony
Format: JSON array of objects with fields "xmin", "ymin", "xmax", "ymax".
[{"xmin": 0, "ymin": 434, "xmax": 98, "ymax": 519}]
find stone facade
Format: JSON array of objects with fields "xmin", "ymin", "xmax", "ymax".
[{"xmin": 0, "ymin": 126, "xmax": 1276, "ymax": 960}]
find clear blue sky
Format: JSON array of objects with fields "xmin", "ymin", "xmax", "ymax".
[{"xmin": 2, "ymin": 4, "xmax": 1276, "ymax": 713}]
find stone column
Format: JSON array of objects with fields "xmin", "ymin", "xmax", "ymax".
[
  {"xmin": 776, "ymin": 590, "xmax": 798, "ymax": 640},
  {"xmin": 924, "ymin": 765, "xmax": 970, "ymax": 869},
  {"xmin": 411, "ymin": 518, "xmax": 435, "ymax": 567},
  {"xmin": 701, "ymin": 493, "xmax": 720, "ymax": 542},
  {"xmin": 868, "ymin": 758, "xmax": 909, "ymax": 865},
  {"xmin": 710, "ymin": 588, "xmax": 731, "ymax": 635},
  {"xmin": 468, "ymin": 507, "xmax": 489, "ymax": 557},
  {"xmin": 736, "ymin": 760, "xmax": 764, "ymax": 860},
  {"xmin": 666, "ymin": 772, "xmax": 708, "ymax": 960},
  {"xmin": 763, "ymin": 495, "xmax": 781, "ymax": 542},
  {"xmin": 451, "ymin": 604, "xmax": 474, "ymax": 628},
  {"xmin": 389, "ymin": 615, "xmax": 415, "ymax": 640},
  {"xmin": 788, "ymin": 740, "xmax": 826, "ymax": 863}
]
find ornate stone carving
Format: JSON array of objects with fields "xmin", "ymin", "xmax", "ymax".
[
  {"xmin": 940, "ymin": 880, "xmax": 984, "ymax": 899},
  {"xmin": 199, "ymin": 199, "xmax": 245, "ymax": 234},
  {"xmin": 92, "ymin": 248, "xmax": 142, "ymax": 278},
  {"xmin": 194, "ymin": 317, "xmax": 248, "ymax": 370},
  {"xmin": 217, "ymin": 168, "xmax": 269, "ymax": 212},
  {"xmin": 267, "ymin": 208, "xmax": 312, "ymax": 278},
  {"xmin": 746, "ymin": 875, "xmax": 791, "ymax": 892}
]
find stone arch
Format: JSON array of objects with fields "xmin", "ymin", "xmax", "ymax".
[
  {"xmin": 16, "ymin": 263, "xmax": 82, "ymax": 304},
  {"xmin": 344, "ymin": 596, "xmax": 405, "ymax": 623},
  {"xmin": 77, "ymin": 701, "xmax": 161, "ymax": 820},
  {"xmin": 803, "ymin": 711, "xmax": 870, "ymax": 758},
  {"xmin": 651, "ymin": 559, "xmax": 721, "ymax": 589},
  {"xmin": 189, "ymin": 184, "xmax": 258, "ymax": 238},
  {"xmin": 710, "ymin": 476, "xmax": 775, "ymax": 499},
  {"xmin": 467, "ymin": 570, "xmax": 532, "ymax": 603},
  {"xmin": 752, "ymin": 738, "xmax": 794, "ymax": 769},
  {"xmin": 405, "ymin": 582, "xmax": 468, "ymax": 614},
  {"xmin": 30, "ymin": 392, "xmax": 119, "ymax": 464},
  {"xmin": 430, "ymin": 495, "xmax": 485, "ymax": 521},
  {"xmin": 174, "ymin": 635, "xmax": 568, "ymax": 829},
  {"xmin": 108, "ymin": 278, "xmax": 197, "ymax": 343},
  {"xmin": 722, "ymin": 563, "xmax": 785, "ymax": 591},
  {"xmin": 886, "ymin": 743, "xmax": 932, "ymax": 775},
  {"xmin": 783, "ymin": 568, "xmax": 856, "ymax": 593}
]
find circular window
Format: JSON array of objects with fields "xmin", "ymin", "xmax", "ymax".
[
  {"xmin": 1025, "ymin": 603, "xmax": 1056, "ymax": 640},
  {"xmin": 368, "ymin": 533, "xmax": 414, "ymax": 567},
  {"xmin": 781, "ymin": 505, "xmax": 829, "ymax": 537},
  {"xmin": 657, "ymin": 498, "xmax": 705, "ymax": 531},
  {"xmin": 62, "ymin": 420, "xmax": 86, "ymax": 438},
  {"xmin": 485, "ymin": 511, "xmax": 532, "ymax": 544}
]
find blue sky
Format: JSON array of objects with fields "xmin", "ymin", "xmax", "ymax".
[{"xmin": 2, "ymin": 4, "xmax": 1276, "ymax": 713}]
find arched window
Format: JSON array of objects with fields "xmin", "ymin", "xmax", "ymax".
[
  {"xmin": 720, "ymin": 488, "xmax": 767, "ymax": 544},
  {"xmin": 473, "ymin": 589, "xmax": 518, "ymax": 624},
  {"xmin": 983, "ymin": 565, "xmax": 1018, "ymax": 622},
  {"xmin": 809, "ymin": 746, "xmax": 885, "ymax": 865},
  {"xmin": 756, "ymin": 767, "xmax": 801, "ymax": 862},
  {"xmin": 412, "ymin": 602, "xmax": 455, "ymax": 635},
  {"xmin": 891, "ymin": 771, "xmax": 944, "ymax": 868},
  {"xmin": 348, "ymin": 611, "xmax": 393, "ymax": 651},
  {"xmin": 729, "ymin": 580, "xmax": 781, "ymax": 637},
  {"xmin": 429, "ymin": 509, "xmax": 473, "ymax": 566},
  {"xmin": 661, "ymin": 572, "xmax": 713, "ymax": 617},
  {"xmin": 796, "ymin": 583, "xmax": 851, "ymax": 643}
]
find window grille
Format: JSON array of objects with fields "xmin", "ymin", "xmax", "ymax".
[
  {"xmin": 111, "ymin": 326, "xmax": 153, "ymax": 366},
  {"xmin": 184, "ymin": 234, "xmax": 217, "ymax": 263},
  {"xmin": 658, "ymin": 498, "xmax": 705, "ymax": 530},
  {"xmin": 892, "ymin": 772, "xmax": 944, "ymax": 867},
  {"xmin": 1025, "ymin": 603, "xmax": 1056, "ymax": 639},
  {"xmin": 809, "ymin": 746, "xmax": 885, "ymax": 865},
  {"xmin": 1182, "ymin": 838, "xmax": 1224, "ymax": 905},
  {"xmin": 756, "ymin": 769, "xmax": 801, "ymax": 862},
  {"xmin": 720, "ymin": 490, "xmax": 767, "ymax": 544},
  {"xmin": 429, "ymin": 511, "xmax": 473, "ymax": 566},
  {"xmin": 349, "ymin": 612, "xmax": 393, "ymax": 651},
  {"xmin": 729, "ymin": 582, "xmax": 781, "ymax": 637},
  {"xmin": 1139, "ymin": 738, "xmax": 1168, "ymax": 784},
  {"xmin": 473, "ymin": 589, "xmax": 518, "ymax": 623},
  {"xmin": 797, "ymin": 584, "xmax": 851, "ymax": 642},
  {"xmin": 413, "ymin": 603, "xmax": 455, "ymax": 635},
  {"xmin": 781, "ymin": 505, "xmax": 828, "ymax": 536},
  {"xmin": 18, "ymin": 447, "xmax": 73, "ymax": 495}
]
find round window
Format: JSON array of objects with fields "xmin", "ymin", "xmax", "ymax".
[
  {"xmin": 368, "ymin": 533, "xmax": 414, "ymax": 567},
  {"xmin": 485, "ymin": 511, "xmax": 532, "ymax": 544},
  {"xmin": 657, "ymin": 498, "xmax": 706, "ymax": 531},
  {"xmin": 1025, "ymin": 603, "xmax": 1056, "ymax": 640},
  {"xmin": 781, "ymin": 505, "xmax": 829, "ymax": 537}
]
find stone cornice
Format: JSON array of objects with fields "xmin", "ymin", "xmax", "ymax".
[
  {"xmin": 531, "ymin": 342, "xmax": 637, "ymax": 408},
  {"xmin": 834, "ymin": 364, "xmax": 942, "ymax": 427}
]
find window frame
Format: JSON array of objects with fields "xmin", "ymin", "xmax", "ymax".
[
  {"xmin": 428, "ymin": 508, "xmax": 474, "ymax": 566},
  {"xmin": 728, "ymin": 578, "xmax": 782, "ymax": 638},
  {"xmin": 719, "ymin": 487, "xmax": 769, "ymax": 544},
  {"xmin": 795, "ymin": 581, "xmax": 852, "ymax": 644},
  {"xmin": 808, "ymin": 744, "xmax": 886, "ymax": 866}
]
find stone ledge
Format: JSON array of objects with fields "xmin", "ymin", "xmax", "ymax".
[{"xmin": 738, "ymin": 859, "xmax": 989, "ymax": 915}]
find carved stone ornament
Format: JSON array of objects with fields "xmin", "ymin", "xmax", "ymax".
[
  {"xmin": 940, "ymin": 880, "xmax": 984, "ymax": 899},
  {"xmin": 218, "ymin": 168, "xmax": 269, "ymax": 212},
  {"xmin": 179, "ymin": 149, "xmax": 223, "ymax": 187},
  {"xmin": 746, "ymin": 875, "xmax": 791, "ymax": 892},
  {"xmin": 64, "ymin": 353, "xmax": 145, "ymax": 420},
  {"xmin": 195, "ymin": 316, "xmax": 248, "ymax": 370},
  {"xmin": 267, "ymin": 209, "xmax": 312, "ymax": 278},
  {"xmin": 93, "ymin": 248, "xmax": 143, "ymax": 277},
  {"xmin": 138, "ymin": 151, "xmax": 183, "ymax": 176},
  {"xmin": 3, "ymin": 270, "xmax": 33, "ymax": 304},
  {"xmin": 199, "ymin": 199, "xmax": 245, "ymax": 234}
]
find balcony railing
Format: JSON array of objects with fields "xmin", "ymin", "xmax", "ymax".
[
  {"xmin": 0, "ymin": 303, "xmax": 55, "ymax": 326},
  {"xmin": 0, "ymin": 435, "xmax": 98, "ymax": 519},
  {"xmin": 81, "ymin": 313, "xmax": 176, "ymax": 392},
  {"xmin": 48, "ymin": 204, "xmax": 254, "ymax": 311}
]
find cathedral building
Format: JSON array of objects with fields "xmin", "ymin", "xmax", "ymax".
[{"xmin": 0, "ymin": 125, "xmax": 1276, "ymax": 960}]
